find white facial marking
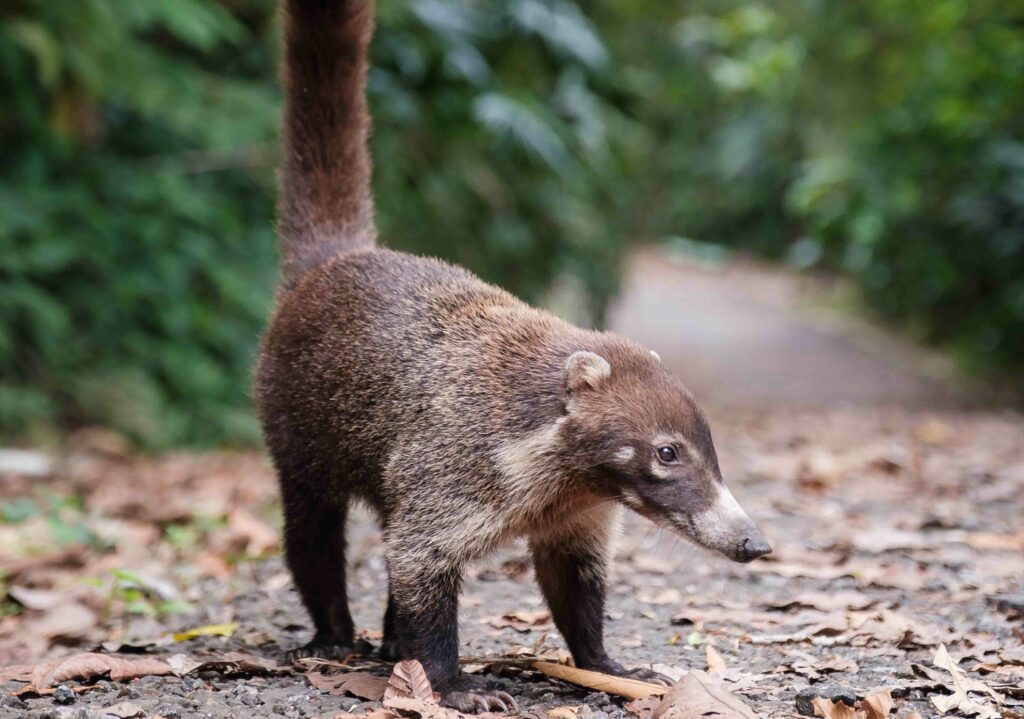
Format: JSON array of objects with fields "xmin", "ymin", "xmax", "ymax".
[
  {"xmin": 649, "ymin": 460, "xmax": 673, "ymax": 480},
  {"xmin": 614, "ymin": 446, "xmax": 635, "ymax": 463},
  {"xmin": 650, "ymin": 350, "xmax": 661, "ymax": 362},
  {"xmin": 692, "ymin": 485, "xmax": 752, "ymax": 547}
]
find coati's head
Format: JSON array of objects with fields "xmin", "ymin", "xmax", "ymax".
[{"xmin": 562, "ymin": 348, "xmax": 771, "ymax": 563}]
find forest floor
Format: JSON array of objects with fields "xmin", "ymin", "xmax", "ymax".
[{"xmin": 1, "ymin": 249, "xmax": 1022, "ymax": 719}]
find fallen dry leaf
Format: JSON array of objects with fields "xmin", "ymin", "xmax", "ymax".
[
  {"xmin": 3, "ymin": 653, "xmax": 172, "ymax": 693},
  {"xmin": 7, "ymin": 585, "xmax": 64, "ymax": 611},
  {"xmin": 21, "ymin": 602, "xmax": 98, "ymax": 644},
  {"xmin": 811, "ymin": 697, "xmax": 858, "ymax": 719},
  {"xmin": 651, "ymin": 670, "xmax": 755, "ymax": 719},
  {"xmin": 705, "ymin": 645, "xmax": 726, "ymax": 673},
  {"xmin": 861, "ymin": 690, "xmax": 893, "ymax": 719},
  {"xmin": 382, "ymin": 660, "xmax": 452, "ymax": 719},
  {"xmin": 226, "ymin": 508, "xmax": 280, "ymax": 557},
  {"xmin": 930, "ymin": 644, "xmax": 1003, "ymax": 719},
  {"xmin": 173, "ymin": 622, "xmax": 239, "ymax": 642},
  {"xmin": 385, "ymin": 659, "xmax": 435, "ymax": 703},
  {"xmin": 163, "ymin": 652, "xmax": 285, "ymax": 678},
  {"xmin": 624, "ymin": 695, "xmax": 663, "ymax": 719},
  {"xmin": 547, "ymin": 707, "xmax": 582, "ymax": 719},
  {"xmin": 308, "ymin": 670, "xmax": 389, "ymax": 701},
  {"xmin": 638, "ymin": 588, "xmax": 682, "ymax": 605},
  {"xmin": 487, "ymin": 610, "xmax": 553, "ymax": 632}
]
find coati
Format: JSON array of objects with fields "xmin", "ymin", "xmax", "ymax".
[{"xmin": 256, "ymin": 0, "xmax": 772, "ymax": 712}]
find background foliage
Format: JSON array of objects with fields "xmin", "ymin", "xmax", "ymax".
[{"xmin": 1, "ymin": 0, "xmax": 1021, "ymax": 447}]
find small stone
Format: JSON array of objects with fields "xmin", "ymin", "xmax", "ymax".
[
  {"xmin": 1, "ymin": 694, "xmax": 27, "ymax": 710},
  {"xmin": 795, "ymin": 686, "xmax": 857, "ymax": 716},
  {"xmin": 239, "ymin": 692, "xmax": 262, "ymax": 707},
  {"xmin": 156, "ymin": 706, "xmax": 183, "ymax": 719},
  {"xmin": 53, "ymin": 685, "xmax": 77, "ymax": 705},
  {"xmin": 988, "ymin": 594, "xmax": 1024, "ymax": 614}
]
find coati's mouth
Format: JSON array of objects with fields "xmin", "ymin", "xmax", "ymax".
[{"xmin": 616, "ymin": 487, "xmax": 772, "ymax": 564}]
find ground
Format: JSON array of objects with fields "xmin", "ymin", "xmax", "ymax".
[{"xmin": 1, "ymin": 250, "xmax": 1022, "ymax": 719}]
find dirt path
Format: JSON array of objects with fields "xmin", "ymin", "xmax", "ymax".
[{"xmin": 2, "ymin": 253, "xmax": 1022, "ymax": 719}]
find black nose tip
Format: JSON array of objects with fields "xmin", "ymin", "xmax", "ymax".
[{"xmin": 737, "ymin": 532, "xmax": 772, "ymax": 563}]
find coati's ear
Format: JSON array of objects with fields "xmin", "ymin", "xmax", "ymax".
[{"xmin": 565, "ymin": 351, "xmax": 611, "ymax": 393}]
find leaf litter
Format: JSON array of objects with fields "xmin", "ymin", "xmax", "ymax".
[{"xmin": 1, "ymin": 407, "xmax": 1023, "ymax": 717}]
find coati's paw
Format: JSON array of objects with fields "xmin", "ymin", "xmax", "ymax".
[
  {"xmin": 286, "ymin": 635, "xmax": 373, "ymax": 664},
  {"xmin": 441, "ymin": 689, "xmax": 517, "ymax": 714},
  {"xmin": 378, "ymin": 637, "xmax": 403, "ymax": 662},
  {"xmin": 438, "ymin": 677, "xmax": 517, "ymax": 713},
  {"xmin": 582, "ymin": 660, "xmax": 675, "ymax": 687},
  {"xmin": 617, "ymin": 666, "xmax": 675, "ymax": 686}
]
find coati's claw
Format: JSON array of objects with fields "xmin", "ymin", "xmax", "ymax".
[
  {"xmin": 622, "ymin": 667, "xmax": 674, "ymax": 686},
  {"xmin": 287, "ymin": 636, "xmax": 372, "ymax": 664},
  {"xmin": 287, "ymin": 642, "xmax": 352, "ymax": 663},
  {"xmin": 441, "ymin": 689, "xmax": 517, "ymax": 714}
]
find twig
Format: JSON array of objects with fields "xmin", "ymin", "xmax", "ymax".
[{"xmin": 529, "ymin": 661, "xmax": 669, "ymax": 700}]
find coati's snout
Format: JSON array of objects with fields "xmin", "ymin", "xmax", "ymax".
[{"xmin": 563, "ymin": 349, "xmax": 772, "ymax": 564}]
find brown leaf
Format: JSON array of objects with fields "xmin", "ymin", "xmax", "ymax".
[
  {"xmin": 0, "ymin": 664, "xmax": 33, "ymax": 682},
  {"xmin": 487, "ymin": 610, "xmax": 553, "ymax": 632},
  {"xmin": 162, "ymin": 652, "xmax": 287, "ymax": 678},
  {"xmin": 226, "ymin": 508, "xmax": 280, "ymax": 557},
  {"xmin": 651, "ymin": 670, "xmax": 756, "ymax": 719},
  {"xmin": 930, "ymin": 644, "xmax": 1003, "ymax": 719},
  {"xmin": 637, "ymin": 588, "xmax": 682, "ymax": 605},
  {"xmin": 385, "ymin": 660, "xmax": 435, "ymax": 703},
  {"xmin": 22, "ymin": 602, "xmax": 97, "ymax": 643},
  {"xmin": 8, "ymin": 653, "xmax": 173, "ymax": 691},
  {"xmin": 861, "ymin": 690, "xmax": 893, "ymax": 719},
  {"xmin": 811, "ymin": 697, "xmax": 859, "ymax": 719},
  {"xmin": 624, "ymin": 695, "xmax": 663, "ymax": 719},
  {"xmin": 547, "ymin": 707, "xmax": 582, "ymax": 718},
  {"xmin": 308, "ymin": 671, "xmax": 389, "ymax": 701},
  {"xmin": 705, "ymin": 645, "xmax": 726, "ymax": 673},
  {"xmin": 7, "ymin": 585, "xmax": 63, "ymax": 611}
]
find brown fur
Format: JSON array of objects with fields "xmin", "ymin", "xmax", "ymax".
[{"xmin": 257, "ymin": 0, "xmax": 769, "ymax": 711}]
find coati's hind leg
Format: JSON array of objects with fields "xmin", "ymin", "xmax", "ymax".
[
  {"xmin": 530, "ymin": 505, "xmax": 672, "ymax": 686},
  {"xmin": 281, "ymin": 486, "xmax": 355, "ymax": 661}
]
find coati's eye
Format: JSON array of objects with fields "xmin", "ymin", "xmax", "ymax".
[{"xmin": 656, "ymin": 446, "xmax": 678, "ymax": 464}]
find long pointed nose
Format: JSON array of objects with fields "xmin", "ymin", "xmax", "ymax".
[{"xmin": 735, "ymin": 529, "xmax": 772, "ymax": 563}]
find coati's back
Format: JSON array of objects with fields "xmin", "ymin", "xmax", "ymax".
[{"xmin": 257, "ymin": 245, "xmax": 575, "ymax": 501}]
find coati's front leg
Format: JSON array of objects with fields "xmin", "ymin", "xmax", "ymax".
[
  {"xmin": 386, "ymin": 542, "xmax": 516, "ymax": 713},
  {"xmin": 530, "ymin": 509, "xmax": 674, "ymax": 686},
  {"xmin": 281, "ymin": 488, "xmax": 356, "ymax": 661},
  {"xmin": 379, "ymin": 591, "xmax": 401, "ymax": 661}
]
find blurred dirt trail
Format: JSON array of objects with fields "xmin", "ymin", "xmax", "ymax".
[{"xmin": 609, "ymin": 246, "xmax": 957, "ymax": 411}]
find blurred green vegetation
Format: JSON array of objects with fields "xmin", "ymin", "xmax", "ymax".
[{"xmin": 1, "ymin": 0, "xmax": 1021, "ymax": 447}]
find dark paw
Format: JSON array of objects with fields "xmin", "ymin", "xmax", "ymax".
[
  {"xmin": 287, "ymin": 634, "xmax": 370, "ymax": 663},
  {"xmin": 378, "ymin": 637, "xmax": 403, "ymax": 662},
  {"xmin": 441, "ymin": 689, "xmax": 517, "ymax": 713},
  {"xmin": 582, "ymin": 659, "xmax": 675, "ymax": 687},
  {"xmin": 619, "ymin": 666, "xmax": 674, "ymax": 686}
]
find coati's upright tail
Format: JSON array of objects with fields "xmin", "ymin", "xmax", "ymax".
[{"xmin": 278, "ymin": 0, "xmax": 376, "ymax": 286}]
